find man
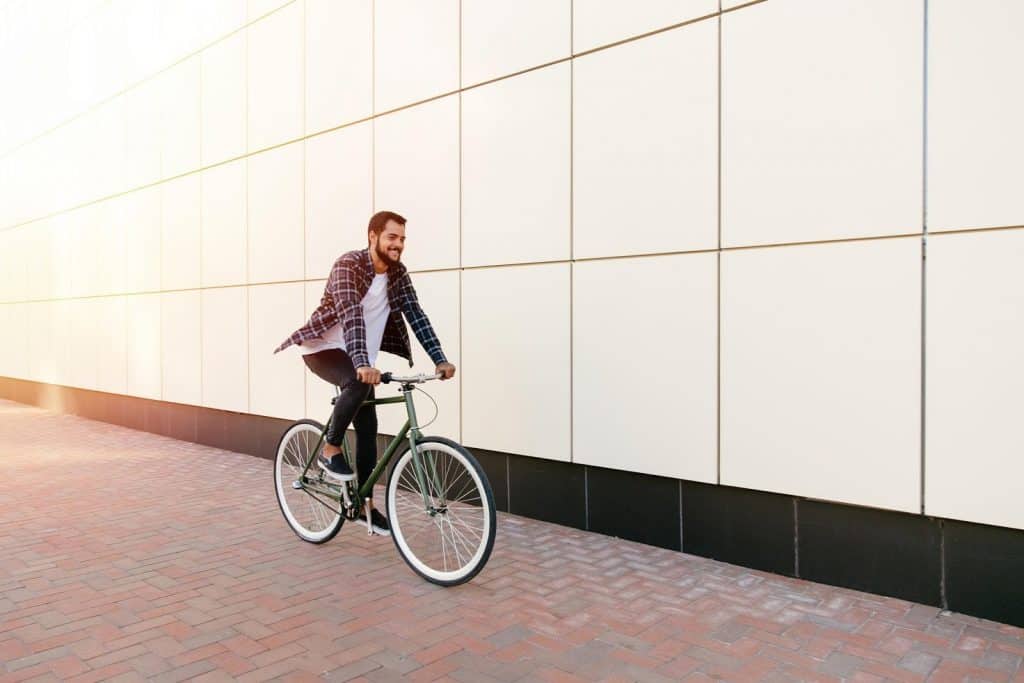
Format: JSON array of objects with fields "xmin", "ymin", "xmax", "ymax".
[{"xmin": 274, "ymin": 210, "xmax": 456, "ymax": 535}]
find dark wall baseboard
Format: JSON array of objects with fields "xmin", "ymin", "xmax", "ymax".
[{"xmin": 2, "ymin": 376, "xmax": 1021, "ymax": 628}]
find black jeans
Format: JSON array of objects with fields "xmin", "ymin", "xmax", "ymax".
[{"xmin": 302, "ymin": 348, "xmax": 378, "ymax": 483}]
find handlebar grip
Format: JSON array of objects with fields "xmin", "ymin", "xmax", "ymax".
[{"xmin": 380, "ymin": 372, "xmax": 393, "ymax": 384}]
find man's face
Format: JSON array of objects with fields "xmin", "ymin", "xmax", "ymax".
[{"xmin": 371, "ymin": 220, "xmax": 406, "ymax": 266}]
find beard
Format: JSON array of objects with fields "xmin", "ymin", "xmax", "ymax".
[{"xmin": 375, "ymin": 241, "xmax": 401, "ymax": 267}]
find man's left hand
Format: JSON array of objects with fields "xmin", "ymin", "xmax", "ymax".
[{"xmin": 436, "ymin": 362, "xmax": 456, "ymax": 380}]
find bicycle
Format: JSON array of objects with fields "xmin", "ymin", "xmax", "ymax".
[{"xmin": 272, "ymin": 371, "xmax": 496, "ymax": 586}]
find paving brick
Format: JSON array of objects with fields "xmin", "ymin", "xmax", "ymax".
[{"xmin": 1, "ymin": 399, "xmax": 1022, "ymax": 682}]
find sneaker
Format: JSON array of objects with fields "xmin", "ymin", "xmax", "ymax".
[
  {"xmin": 358, "ymin": 507, "xmax": 391, "ymax": 536},
  {"xmin": 318, "ymin": 454, "xmax": 355, "ymax": 481}
]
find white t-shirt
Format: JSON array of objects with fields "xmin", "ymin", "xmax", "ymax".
[{"xmin": 297, "ymin": 273, "xmax": 391, "ymax": 366}]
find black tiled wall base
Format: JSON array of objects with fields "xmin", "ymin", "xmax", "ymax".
[
  {"xmin": 2, "ymin": 376, "xmax": 1021, "ymax": 627},
  {"xmin": 682, "ymin": 481, "xmax": 795, "ymax": 576},
  {"xmin": 798, "ymin": 501, "xmax": 943, "ymax": 607}
]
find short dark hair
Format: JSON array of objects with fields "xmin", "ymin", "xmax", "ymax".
[{"xmin": 368, "ymin": 210, "xmax": 406, "ymax": 243}]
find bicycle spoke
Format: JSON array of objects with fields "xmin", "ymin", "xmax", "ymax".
[
  {"xmin": 440, "ymin": 467, "xmax": 468, "ymax": 503},
  {"xmin": 445, "ymin": 508, "xmax": 485, "ymax": 535},
  {"xmin": 444, "ymin": 517, "xmax": 466, "ymax": 567},
  {"xmin": 446, "ymin": 520, "xmax": 483, "ymax": 552},
  {"xmin": 448, "ymin": 477, "xmax": 479, "ymax": 505},
  {"xmin": 439, "ymin": 524, "xmax": 449, "ymax": 571},
  {"xmin": 443, "ymin": 515, "xmax": 476, "ymax": 561}
]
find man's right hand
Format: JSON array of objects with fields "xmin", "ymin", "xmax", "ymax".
[{"xmin": 356, "ymin": 366, "xmax": 381, "ymax": 385}]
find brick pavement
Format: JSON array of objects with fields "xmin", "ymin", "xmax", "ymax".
[{"xmin": 1, "ymin": 398, "xmax": 1022, "ymax": 682}]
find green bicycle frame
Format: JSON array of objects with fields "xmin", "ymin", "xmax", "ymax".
[{"xmin": 298, "ymin": 385, "xmax": 442, "ymax": 512}]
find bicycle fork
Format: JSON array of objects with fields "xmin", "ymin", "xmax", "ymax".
[{"xmin": 402, "ymin": 387, "xmax": 445, "ymax": 515}]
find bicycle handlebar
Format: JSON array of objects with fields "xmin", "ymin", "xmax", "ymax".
[{"xmin": 380, "ymin": 371, "xmax": 443, "ymax": 384}]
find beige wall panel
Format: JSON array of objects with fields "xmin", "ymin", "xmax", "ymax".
[
  {"xmin": 50, "ymin": 213, "xmax": 77, "ymax": 300},
  {"xmin": 158, "ymin": 0, "xmax": 206, "ymax": 66},
  {"xmin": 301, "ymin": 280, "xmax": 334, "ymax": 421},
  {"xmin": 94, "ymin": 297, "xmax": 128, "ymax": 395},
  {"xmin": 248, "ymin": 143, "xmax": 305, "ymax": 284},
  {"xmin": 161, "ymin": 290, "xmax": 202, "ymax": 405},
  {"xmin": 574, "ymin": 254, "xmax": 717, "ymax": 480},
  {"xmin": 93, "ymin": 97, "xmax": 126, "ymax": 200},
  {"xmin": 926, "ymin": 230, "xmax": 1024, "ymax": 530},
  {"xmin": 94, "ymin": 200, "xmax": 126, "ymax": 297},
  {"xmin": 574, "ymin": 21, "xmax": 718, "ymax": 259},
  {"xmin": 201, "ymin": 160, "xmax": 248, "ymax": 287},
  {"xmin": 0, "ymin": 228, "xmax": 27, "ymax": 302},
  {"xmin": 198, "ymin": 0, "xmax": 246, "ymax": 45},
  {"xmin": 26, "ymin": 220, "xmax": 54, "ymax": 301},
  {"xmin": 51, "ymin": 300, "xmax": 71, "ymax": 387},
  {"xmin": 0, "ymin": 158, "xmax": 11, "ymax": 229},
  {"xmin": 56, "ymin": 123, "xmax": 85, "ymax": 215},
  {"xmin": 27, "ymin": 303, "xmax": 56, "ymax": 385},
  {"xmin": 461, "ymin": 0, "xmax": 570, "ymax": 87},
  {"xmin": 462, "ymin": 263, "xmax": 571, "ymax": 461},
  {"xmin": 0, "ymin": 233, "xmax": 11, "ymax": 300},
  {"xmin": 121, "ymin": 186, "xmax": 163, "ymax": 294},
  {"xmin": 722, "ymin": 238, "xmax": 921, "ymax": 512},
  {"xmin": 66, "ymin": 299, "xmax": 99, "ymax": 390},
  {"xmin": 202, "ymin": 287, "xmax": 250, "ymax": 413},
  {"xmin": 158, "ymin": 56, "xmax": 201, "ymax": 179},
  {"xmin": 69, "ymin": 106, "xmax": 104, "ymax": 207},
  {"xmin": 247, "ymin": 1, "xmax": 303, "ymax": 151},
  {"xmin": 161, "ymin": 174, "xmax": 202, "ymax": 291},
  {"xmin": 305, "ymin": 0, "xmax": 372, "ymax": 133},
  {"xmin": 126, "ymin": 293, "xmax": 163, "ymax": 399},
  {"xmin": 118, "ymin": 0, "xmax": 164, "ymax": 89},
  {"xmin": 0, "ymin": 305, "xmax": 29, "ymax": 379},
  {"xmin": 248, "ymin": 0, "xmax": 292, "ymax": 21},
  {"xmin": 201, "ymin": 31, "xmax": 247, "ymax": 166},
  {"xmin": 374, "ymin": 97, "xmax": 459, "ymax": 272},
  {"xmin": 2, "ymin": 147, "xmax": 29, "ymax": 228},
  {"xmin": 462, "ymin": 65, "xmax": 570, "ymax": 268},
  {"xmin": 249, "ymin": 282, "xmax": 306, "ymax": 419},
  {"xmin": 67, "ymin": 208, "xmax": 93, "ymax": 298},
  {"xmin": 928, "ymin": 1, "xmax": 1024, "ymax": 232},
  {"xmin": 123, "ymin": 78, "xmax": 163, "ymax": 190},
  {"xmin": 374, "ymin": 0, "xmax": 458, "ymax": 112},
  {"xmin": 573, "ymin": 0, "xmax": 717, "ymax": 53},
  {"xmin": 722, "ymin": 0, "xmax": 922, "ymax": 247},
  {"xmin": 305, "ymin": 122, "xmax": 373, "ymax": 279}
]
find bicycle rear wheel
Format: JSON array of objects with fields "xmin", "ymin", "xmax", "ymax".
[
  {"xmin": 274, "ymin": 419, "xmax": 344, "ymax": 543},
  {"xmin": 386, "ymin": 436, "xmax": 496, "ymax": 586}
]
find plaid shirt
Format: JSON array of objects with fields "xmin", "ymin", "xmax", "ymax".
[{"xmin": 274, "ymin": 248, "xmax": 447, "ymax": 369}]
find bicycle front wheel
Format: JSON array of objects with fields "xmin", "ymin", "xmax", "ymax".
[
  {"xmin": 274, "ymin": 419, "xmax": 344, "ymax": 544},
  {"xmin": 386, "ymin": 437, "xmax": 496, "ymax": 586}
]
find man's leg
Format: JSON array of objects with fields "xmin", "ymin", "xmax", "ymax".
[
  {"xmin": 302, "ymin": 349, "xmax": 369, "ymax": 461},
  {"xmin": 351, "ymin": 386, "xmax": 378, "ymax": 492},
  {"xmin": 351, "ymin": 386, "xmax": 390, "ymax": 534}
]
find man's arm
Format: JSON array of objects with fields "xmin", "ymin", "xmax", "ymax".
[
  {"xmin": 327, "ymin": 256, "xmax": 371, "ymax": 369},
  {"xmin": 399, "ymin": 271, "xmax": 448, "ymax": 367}
]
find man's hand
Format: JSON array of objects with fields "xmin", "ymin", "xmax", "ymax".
[
  {"xmin": 436, "ymin": 362, "xmax": 456, "ymax": 380},
  {"xmin": 356, "ymin": 366, "xmax": 381, "ymax": 385}
]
